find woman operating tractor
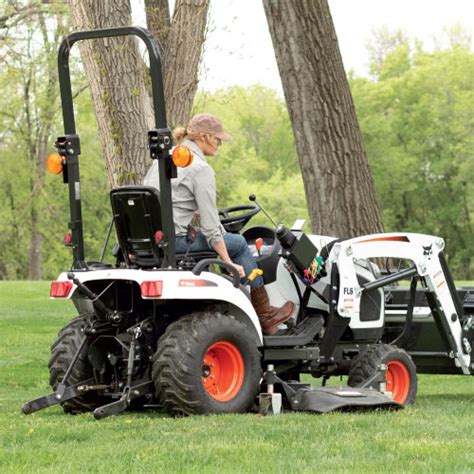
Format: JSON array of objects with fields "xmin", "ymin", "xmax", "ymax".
[{"xmin": 144, "ymin": 112, "xmax": 295, "ymax": 335}]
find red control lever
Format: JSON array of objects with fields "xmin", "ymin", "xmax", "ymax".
[{"xmin": 255, "ymin": 238, "xmax": 264, "ymax": 257}]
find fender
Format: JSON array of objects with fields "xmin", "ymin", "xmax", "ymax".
[{"xmin": 51, "ymin": 268, "xmax": 263, "ymax": 345}]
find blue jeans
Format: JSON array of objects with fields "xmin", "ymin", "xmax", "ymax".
[{"xmin": 176, "ymin": 232, "xmax": 264, "ymax": 289}]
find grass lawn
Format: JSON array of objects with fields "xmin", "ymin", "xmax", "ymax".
[{"xmin": 0, "ymin": 281, "xmax": 472, "ymax": 473}]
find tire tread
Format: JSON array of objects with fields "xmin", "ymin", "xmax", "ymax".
[
  {"xmin": 152, "ymin": 311, "xmax": 261, "ymax": 416},
  {"xmin": 348, "ymin": 343, "xmax": 418, "ymax": 405},
  {"xmin": 48, "ymin": 314, "xmax": 101, "ymax": 414}
]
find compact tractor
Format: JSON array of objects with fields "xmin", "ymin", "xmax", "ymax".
[{"xmin": 23, "ymin": 27, "xmax": 473, "ymax": 419}]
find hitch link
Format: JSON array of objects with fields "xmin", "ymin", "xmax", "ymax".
[{"xmin": 92, "ymin": 325, "xmax": 150, "ymax": 420}]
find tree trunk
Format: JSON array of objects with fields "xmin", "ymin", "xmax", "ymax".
[
  {"xmin": 69, "ymin": 0, "xmax": 154, "ymax": 187},
  {"xmin": 144, "ymin": 0, "xmax": 171, "ymax": 61},
  {"xmin": 146, "ymin": 0, "xmax": 210, "ymax": 129},
  {"xmin": 263, "ymin": 0, "xmax": 384, "ymax": 238},
  {"xmin": 28, "ymin": 204, "xmax": 43, "ymax": 280},
  {"xmin": 28, "ymin": 134, "xmax": 51, "ymax": 280},
  {"xmin": 69, "ymin": 0, "xmax": 209, "ymax": 187}
]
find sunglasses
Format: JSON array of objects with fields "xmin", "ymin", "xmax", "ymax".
[{"xmin": 209, "ymin": 135, "xmax": 222, "ymax": 147}]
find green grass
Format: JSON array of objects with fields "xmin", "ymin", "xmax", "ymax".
[{"xmin": 0, "ymin": 281, "xmax": 473, "ymax": 473}]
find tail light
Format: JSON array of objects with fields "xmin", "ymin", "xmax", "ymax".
[
  {"xmin": 50, "ymin": 281, "xmax": 73, "ymax": 298},
  {"xmin": 140, "ymin": 281, "xmax": 163, "ymax": 298},
  {"xmin": 64, "ymin": 232, "xmax": 73, "ymax": 245}
]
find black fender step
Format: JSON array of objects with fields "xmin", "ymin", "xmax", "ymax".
[{"xmin": 263, "ymin": 315, "xmax": 324, "ymax": 347}]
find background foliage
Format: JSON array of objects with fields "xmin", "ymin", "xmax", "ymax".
[
  {"xmin": 350, "ymin": 28, "xmax": 474, "ymax": 277},
  {"xmin": 0, "ymin": 15, "xmax": 472, "ymax": 279}
]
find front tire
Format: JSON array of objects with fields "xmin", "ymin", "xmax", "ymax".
[
  {"xmin": 348, "ymin": 343, "xmax": 417, "ymax": 405},
  {"xmin": 153, "ymin": 311, "xmax": 261, "ymax": 416}
]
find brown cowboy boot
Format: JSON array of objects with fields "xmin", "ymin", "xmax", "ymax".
[{"xmin": 250, "ymin": 285, "xmax": 295, "ymax": 335}]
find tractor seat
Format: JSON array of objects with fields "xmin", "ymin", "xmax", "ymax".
[
  {"xmin": 110, "ymin": 186, "xmax": 165, "ymax": 268},
  {"xmin": 110, "ymin": 186, "xmax": 218, "ymax": 269}
]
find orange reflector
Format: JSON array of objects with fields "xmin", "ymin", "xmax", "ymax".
[
  {"xmin": 172, "ymin": 146, "xmax": 193, "ymax": 168},
  {"xmin": 50, "ymin": 281, "xmax": 73, "ymax": 298},
  {"xmin": 47, "ymin": 153, "xmax": 64, "ymax": 174},
  {"xmin": 140, "ymin": 281, "xmax": 163, "ymax": 297}
]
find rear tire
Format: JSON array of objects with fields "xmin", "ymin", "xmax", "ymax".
[
  {"xmin": 348, "ymin": 343, "xmax": 417, "ymax": 405},
  {"xmin": 48, "ymin": 314, "xmax": 105, "ymax": 414},
  {"xmin": 153, "ymin": 311, "xmax": 261, "ymax": 416}
]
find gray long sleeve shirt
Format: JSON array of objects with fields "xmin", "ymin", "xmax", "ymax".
[{"xmin": 143, "ymin": 138, "xmax": 225, "ymax": 247}]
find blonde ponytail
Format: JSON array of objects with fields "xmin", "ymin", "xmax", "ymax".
[{"xmin": 172, "ymin": 126, "xmax": 187, "ymax": 144}]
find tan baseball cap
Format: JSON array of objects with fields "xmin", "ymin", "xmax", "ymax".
[{"xmin": 187, "ymin": 113, "xmax": 232, "ymax": 141}]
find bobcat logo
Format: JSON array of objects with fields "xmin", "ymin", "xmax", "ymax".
[{"xmin": 423, "ymin": 244, "xmax": 433, "ymax": 257}]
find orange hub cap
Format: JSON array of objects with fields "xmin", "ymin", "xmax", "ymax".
[
  {"xmin": 386, "ymin": 360, "xmax": 410, "ymax": 403},
  {"xmin": 202, "ymin": 341, "xmax": 245, "ymax": 402}
]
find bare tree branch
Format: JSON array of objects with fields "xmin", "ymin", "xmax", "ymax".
[{"xmin": 0, "ymin": 1, "xmax": 50, "ymax": 30}]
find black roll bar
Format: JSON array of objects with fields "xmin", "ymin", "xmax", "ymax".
[{"xmin": 57, "ymin": 26, "xmax": 176, "ymax": 269}]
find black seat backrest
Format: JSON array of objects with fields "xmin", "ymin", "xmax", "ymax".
[{"xmin": 110, "ymin": 186, "xmax": 164, "ymax": 268}]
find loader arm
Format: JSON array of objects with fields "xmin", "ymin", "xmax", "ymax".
[{"xmin": 328, "ymin": 233, "xmax": 472, "ymax": 375}]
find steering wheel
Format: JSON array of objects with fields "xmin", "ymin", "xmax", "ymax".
[{"xmin": 219, "ymin": 204, "xmax": 260, "ymax": 233}]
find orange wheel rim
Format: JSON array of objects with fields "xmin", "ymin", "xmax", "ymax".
[
  {"xmin": 386, "ymin": 360, "xmax": 410, "ymax": 403},
  {"xmin": 202, "ymin": 341, "xmax": 245, "ymax": 402}
]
